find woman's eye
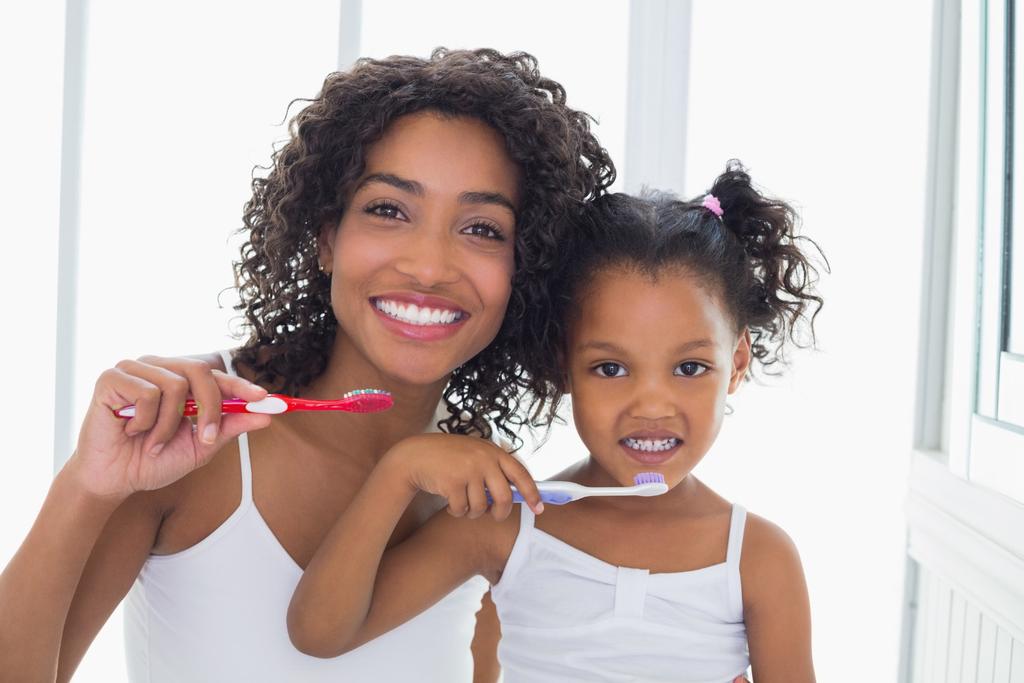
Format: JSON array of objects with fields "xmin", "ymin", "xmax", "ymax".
[
  {"xmin": 462, "ymin": 222, "xmax": 505, "ymax": 241},
  {"xmin": 595, "ymin": 362, "xmax": 627, "ymax": 378},
  {"xmin": 365, "ymin": 202, "xmax": 404, "ymax": 220},
  {"xmin": 674, "ymin": 362, "xmax": 708, "ymax": 377}
]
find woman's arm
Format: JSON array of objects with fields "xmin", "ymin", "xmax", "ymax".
[
  {"xmin": 0, "ymin": 356, "xmax": 269, "ymax": 681},
  {"xmin": 741, "ymin": 513, "xmax": 816, "ymax": 682},
  {"xmin": 288, "ymin": 434, "xmax": 541, "ymax": 658}
]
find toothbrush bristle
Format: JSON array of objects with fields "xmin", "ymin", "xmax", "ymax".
[{"xmin": 633, "ymin": 472, "xmax": 666, "ymax": 485}]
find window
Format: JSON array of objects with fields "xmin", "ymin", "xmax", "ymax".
[{"xmin": 947, "ymin": 0, "xmax": 1024, "ymax": 501}]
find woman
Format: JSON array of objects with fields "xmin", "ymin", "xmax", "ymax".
[{"xmin": 0, "ymin": 48, "xmax": 613, "ymax": 682}]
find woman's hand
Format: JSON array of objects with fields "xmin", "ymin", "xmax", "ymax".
[
  {"xmin": 383, "ymin": 433, "xmax": 544, "ymax": 520},
  {"xmin": 68, "ymin": 355, "xmax": 272, "ymax": 501}
]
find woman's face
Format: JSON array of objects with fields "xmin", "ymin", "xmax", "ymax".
[{"xmin": 321, "ymin": 111, "xmax": 520, "ymax": 387}]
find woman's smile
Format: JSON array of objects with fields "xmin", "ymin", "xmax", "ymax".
[{"xmin": 369, "ymin": 292, "xmax": 470, "ymax": 341}]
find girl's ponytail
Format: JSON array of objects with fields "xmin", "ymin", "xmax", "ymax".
[{"xmin": 707, "ymin": 160, "xmax": 826, "ymax": 372}]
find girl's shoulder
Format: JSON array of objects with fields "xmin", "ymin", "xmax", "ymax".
[{"xmin": 737, "ymin": 510, "xmax": 807, "ymax": 612}]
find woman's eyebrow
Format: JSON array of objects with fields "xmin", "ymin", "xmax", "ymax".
[
  {"xmin": 357, "ymin": 173, "xmax": 423, "ymax": 195},
  {"xmin": 355, "ymin": 173, "xmax": 515, "ymax": 214}
]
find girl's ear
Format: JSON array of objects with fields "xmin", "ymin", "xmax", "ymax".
[
  {"xmin": 727, "ymin": 328, "xmax": 753, "ymax": 393},
  {"xmin": 317, "ymin": 221, "xmax": 338, "ymax": 274}
]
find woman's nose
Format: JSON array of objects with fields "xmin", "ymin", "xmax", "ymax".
[{"xmin": 393, "ymin": 224, "xmax": 459, "ymax": 287}]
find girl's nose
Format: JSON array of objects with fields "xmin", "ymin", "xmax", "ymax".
[{"xmin": 628, "ymin": 378, "xmax": 679, "ymax": 421}]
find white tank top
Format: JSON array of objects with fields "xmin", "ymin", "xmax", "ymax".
[
  {"xmin": 124, "ymin": 351, "xmax": 489, "ymax": 682},
  {"xmin": 490, "ymin": 504, "xmax": 751, "ymax": 683}
]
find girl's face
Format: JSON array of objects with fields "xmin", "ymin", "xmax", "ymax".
[
  {"xmin": 567, "ymin": 266, "xmax": 751, "ymax": 489},
  {"xmin": 320, "ymin": 112, "xmax": 520, "ymax": 386}
]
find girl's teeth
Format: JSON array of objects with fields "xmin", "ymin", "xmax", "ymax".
[
  {"xmin": 623, "ymin": 437, "xmax": 680, "ymax": 452},
  {"xmin": 375, "ymin": 300, "xmax": 462, "ymax": 326}
]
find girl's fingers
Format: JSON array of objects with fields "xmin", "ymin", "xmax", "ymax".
[
  {"xmin": 499, "ymin": 454, "xmax": 543, "ymax": 514},
  {"xmin": 466, "ymin": 479, "xmax": 489, "ymax": 520},
  {"xmin": 483, "ymin": 470, "xmax": 514, "ymax": 521},
  {"xmin": 445, "ymin": 486, "xmax": 470, "ymax": 518}
]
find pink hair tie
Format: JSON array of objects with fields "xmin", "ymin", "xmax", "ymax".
[{"xmin": 702, "ymin": 194, "xmax": 723, "ymax": 217}]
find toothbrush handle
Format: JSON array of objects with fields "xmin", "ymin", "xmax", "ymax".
[
  {"xmin": 114, "ymin": 398, "xmax": 250, "ymax": 419},
  {"xmin": 486, "ymin": 488, "xmax": 574, "ymax": 506}
]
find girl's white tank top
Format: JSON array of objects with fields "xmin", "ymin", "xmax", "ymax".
[
  {"xmin": 123, "ymin": 350, "xmax": 488, "ymax": 682},
  {"xmin": 491, "ymin": 504, "xmax": 751, "ymax": 683}
]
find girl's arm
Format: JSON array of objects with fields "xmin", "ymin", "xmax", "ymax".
[
  {"xmin": 0, "ymin": 356, "xmax": 268, "ymax": 681},
  {"xmin": 288, "ymin": 434, "xmax": 542, "ymax": 658},
  {"xmin": 741, "ymin": 513, "xmax": 816, "ymax": 682}
]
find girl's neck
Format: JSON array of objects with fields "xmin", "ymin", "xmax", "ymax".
[{"xmin": 288, "ymin": 333, "xmax": 451, "ymax": 465}]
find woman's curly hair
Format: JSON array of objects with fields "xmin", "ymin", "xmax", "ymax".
[
  {"xmin": 231, "ymin": 48, "xmax": 615, "ymax": 447},
  {"xmin": 526, "ymin": 160, "xmax": 827, "ymax": 419}
]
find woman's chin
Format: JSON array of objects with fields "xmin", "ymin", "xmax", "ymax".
[{"xmin": 371, "ymin": 355, "xmax": 457, "ymax": 391}]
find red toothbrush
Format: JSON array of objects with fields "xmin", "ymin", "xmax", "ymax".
[{"xmin": 114, "ymin": 389, "xmax": 393, "ymax": 418}]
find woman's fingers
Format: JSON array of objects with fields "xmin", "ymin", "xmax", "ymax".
[
  {"xmin": 499, "ymin": 454, "xmax": 543, "ymax": 514},
  {"xmin": 114, "ymin": 360, "xmax": 191, "ymax": 453},
  {"xmin": 199, "ymin": 413, "xmax": 272, "ymax": 462}
]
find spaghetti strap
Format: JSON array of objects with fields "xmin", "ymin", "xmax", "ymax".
[
  {"xmin": 519, "ymin": 503, "xmax": 536, "ymax": 533},
  {"xmin": 218, "ymin": 348, "xmax": 235, "ymax": 376},
  {"xmin": 725, "ymin": 504, "xmax": 747, "ymax": 618},
  {"xmin": 725, "ymin": 504, "xmax": 747, "ymax": 566},
  {"xmin": 217, "ymin": 349, "xmax": 253, "ymax": 504}
]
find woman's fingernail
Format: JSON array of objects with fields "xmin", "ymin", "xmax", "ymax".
[
  {"xmin": 149, "ymin": 443, "xmax": 164, "ymax": 456},
  {"xmin": 535, "ymin": 502, "xmax": 544, "ymax": 514},
  {"xmin": 202, "ymin": 424, "xmax": 218, "ymax": 444}
]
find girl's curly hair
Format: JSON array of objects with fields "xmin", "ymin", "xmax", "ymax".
[
  {"xmin": 527, "ymin": 160, "xmax": 827, "ymax": 420},
  {"xmin": 231, "ymin": 48, "xmax": 615, "ymax": 447}
]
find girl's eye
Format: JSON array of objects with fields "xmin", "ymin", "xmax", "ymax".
[
  {"xmin": 594, "ymin": 362, "xmax": 627, "ymax": 378},
  {"xmin": 365, "ymin": 201, "xmax": 405, "ymax": 220},
  {"xmin": 675, "ymin": 361, "xmax": 709, "ymax": 377},
  {"xmin": 462, "ymin": 222, "xmax": 505, "ymax": 241}
]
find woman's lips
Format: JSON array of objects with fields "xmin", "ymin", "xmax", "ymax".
[{"xmin": 370, "ymin": 296, "xmax": 469, "ymax": 342}]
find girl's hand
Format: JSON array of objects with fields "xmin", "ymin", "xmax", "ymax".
[
  {"xmin": 68, "ymin": 355, "xmax": 272, "ymax": 501},
  {"xmin": 384, "ymin": 433, "xmax": 544, "ymax": 520}
]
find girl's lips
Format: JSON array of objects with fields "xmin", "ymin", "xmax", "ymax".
[{"xmin": 620, "ymin": 439, "xmax": 682, "ymax": 465}]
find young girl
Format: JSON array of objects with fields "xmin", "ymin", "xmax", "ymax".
[{"xmin": 288, "ymin": 163, "xmax": 822, "ymax": 682}]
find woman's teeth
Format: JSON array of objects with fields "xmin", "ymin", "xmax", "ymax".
[
  {"xmin": 623, "ymin": 437, "xmax": 681, "ymax": 452},
  {"xmin": 374, "ymin": 299, "xmax": 464, "ymax": 326}
]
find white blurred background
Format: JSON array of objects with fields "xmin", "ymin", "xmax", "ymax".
[{"xmin": 0, "ymin": 1, "xmax": 931, "ymax": 680}]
